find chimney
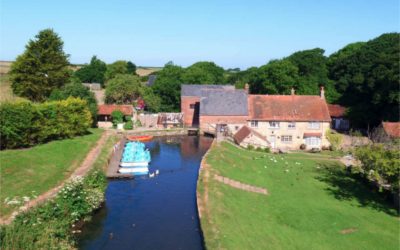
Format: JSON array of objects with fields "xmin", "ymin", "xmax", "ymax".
[
  {"xmin": 244, "ymin": 83, "xmax": 249, "ymax": 94},
  {"xmin": 291, "ymin": 87, "xmax": 295, "ymax": 95},
  {"xmin": 320, "ymin": 86, "xmax": 325, "ymax": 99}
]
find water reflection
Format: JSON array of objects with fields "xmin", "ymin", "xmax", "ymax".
[{"xmin": 78, "ymin": 136, "xmax": 213, "ymax": 250}]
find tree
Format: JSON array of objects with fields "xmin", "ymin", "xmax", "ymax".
[
  {"xmin": 74, "ymin": 56, "xmax": 107, "ymax": 86},
  {"xmin": 182, "ymin": 61, "xmax": 225, "ymax": 84},
  {"xmin": 258, "ymin": 59, "xmax": 299, "ymax": 94},
  {"xmin": 151, "ymin": 62, "xmax": 185, "ymax": 111},
  {"xmin": 104, "ymin": 60, "xmax": 129, "ymax": 81},
  {"xmin": 49, "ymin": 77, "xmax": 98, "ymax": 126},
  {"xmin": 142, "ymin": 87, "xmax": 161, "ymax": 112},
  {"xmin": 10, "ymin": 29, "xmax": 70, "ymax": 102},
  {"xmin": 284, "ymin": 48, "xmax": 337, "ymax": 102},
  {"xmin": 105, "ymin": 74, "xmax": 142, "ymax": 104},
  {"xmin": 127, "ymin": 61, "xmax": 137, "ymax": 74},
  {"xmin": 329, "ymin": 33, "xmax": 400, "ymax": 128}
]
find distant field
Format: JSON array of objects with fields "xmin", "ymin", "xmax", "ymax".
[
  {"xmin": 0, "ymin": 74, "xmax": 26, "ymax": 103},
  {"xmin": 136, "ymin": 66, "xmax": 162, "ymax": 76}
]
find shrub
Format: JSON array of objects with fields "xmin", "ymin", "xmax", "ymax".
[
  {"xmin": 124, "ymin": 120, "xmax": 133, "ymax": 130},
  {"xmin": 0, "ymin": 169, "xmax": 107, "ymax": 249},
  {"xmin": 247, "ymin": 145, "xmax": 254, "ymax": 150},
  {"xmin": 300, "ymin": 144, "xmax": 306, "ymax": 150},
  {"xmin": 111, "ymin": 110, "xmax": 124, "ymax": 128},
  {"xmin": 0, "ymin": 97, "xmax": 92, "ymax": 149},
  {"xmin": 354, "ymin": 144, "xmax": 400, "ymax": 192},
  {"xmin": 326, "ymin": 130, "xmax": 343, "ymax": 151},
  {"xmin": 264, "ymin": 147, "xmax": 271, "ymax": 153}
]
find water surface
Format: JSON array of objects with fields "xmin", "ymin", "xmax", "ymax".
[{"xmin": 79, "ymin": 136, "xmax": 213, "ymax": 250}]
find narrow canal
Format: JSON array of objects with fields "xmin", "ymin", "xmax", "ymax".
[{"xmin": 78, "ymin": 135, "xmax": 213, "ymax": 250}]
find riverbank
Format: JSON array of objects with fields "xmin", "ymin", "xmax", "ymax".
[
  {"xmin": 0, "ymin": 132, "xmax": 119, "ymax": 249},
  {"xmin": 197, "ymin": 142, "xmax": 399, "ymax": 249}
]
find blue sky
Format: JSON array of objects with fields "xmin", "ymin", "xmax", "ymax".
[{"xmin": 0, "ymin": 0, "xmax": 398, "ymax": 69}]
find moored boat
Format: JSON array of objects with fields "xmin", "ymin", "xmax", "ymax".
[
  {"xmin": 120, "ymin": 162, "xmax": 149, "ymax": 167},
  {"xmin": 118, "ymin": 167, "xmax": 149, "ymax": 175},
  {"xmin": 127, "ymin": 135, "xmax": 153, "ymax": 142}
]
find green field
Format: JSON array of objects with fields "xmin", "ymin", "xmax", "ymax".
[
  {"xmin": 198, "ymin": 142, "xmax": 399, "ymax": 250},
  {"xmin": 0, "ymin": 129, "xmax": 103, "ymax": 217}
]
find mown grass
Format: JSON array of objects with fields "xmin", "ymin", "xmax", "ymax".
[
  {"xmin": 0, "ymin": 129, "xmax": 103, "ymax": 217},
  {"xmin": 199, "ymin": 142, "xmax": 399, "ymax": 250}
]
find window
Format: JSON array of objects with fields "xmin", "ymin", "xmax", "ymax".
[
  {"xmin": 269, "ymin": 121, "xmax": 280, "ymax": 129},
  {"xmin": 189, "ymin": 104, "xmax": 195, "ymax": 109},
  {"xmin": 288, "ymin": 122, "xmax": 296, "ymax": 129},
  {"xmin": 250, "ymin": 120, "xmax": 258, "ymax": 128},
  {"xmin": 281, "ymin": 135, "xmax": 292, "ymax": 143},
  {"xmin": 308, "ymin": 122, "xmax": 320, "ymax": 129},
  {"xmin": 305, "ymin": 137, "xmax": 321, "ymax": 146}
]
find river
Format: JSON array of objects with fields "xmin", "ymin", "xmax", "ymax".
[{"xmin": 78, "ymin": 135, "xmax": 213, "ymax": 250}]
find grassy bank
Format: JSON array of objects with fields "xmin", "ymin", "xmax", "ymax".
[
  {"xmin": 0, "ymin": 133, "xmax": 118, "ymax": 249},
  {"xmin": 198, "ymin": 142, "xmax": 399, "ymax": 250},
  {"xmin": 0, "ymin": 129, "xmax": 102, "ymax": 217}
]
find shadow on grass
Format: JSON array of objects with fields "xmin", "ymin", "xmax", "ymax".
[{"xmin": 315, "ymin": 162, "xmax": 398, "ymax": 216}]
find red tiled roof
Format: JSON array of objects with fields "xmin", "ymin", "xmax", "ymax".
[
  {"xmin": 248, "ymin": 95, "xmax": 331, "ymax": 122},
  {"xmin": 98, "ymin": 105, "xmax": 133, "ymax": 116},
  {"xmin": 234, "ymin": 126, "xmax": 267, "ymax": 144},
  {"xmin": 303, "ymin": 132, "xmax": 322, "ymax": 137},
  {"xmin": 382, "ymin": 122, "xmax": 400, "ymax": 138},
  {"xmin": 328, "ymin": 104, "xmax": 346, "ymax": 117}
]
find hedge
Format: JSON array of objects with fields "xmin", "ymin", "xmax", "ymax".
[{"xmin": 0, "ymin": 97, "xmax": 92, "ymax": 149}]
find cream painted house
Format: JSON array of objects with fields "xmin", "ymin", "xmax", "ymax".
[{"xmin": 246, "ymin": 89, "xmax": 331, "ymax": 150}]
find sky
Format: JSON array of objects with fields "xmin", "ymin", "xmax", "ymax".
[{"xmin": 0, "ymin": 0, "xmax": 399, "ymax": 69}]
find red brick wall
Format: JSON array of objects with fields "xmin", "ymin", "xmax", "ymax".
[
  {"xmin": 181, "ymin": 96, "xmax": 200, "ymax": 126},
  {"xmin": 200, "ymin": 115, "xmax": 248, "ymax": 130}
]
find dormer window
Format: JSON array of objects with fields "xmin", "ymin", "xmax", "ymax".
[
  {"xmin": 288, "ymin": 122, "xmax": 296, "ymax": 129},
  {"xmin": 308, "ymin": 122, "xmax": 320, "ymax": 129},
  {"xmin": 269, "ymin": 122, "xmax": 280, "ymax": 129},
  {"xmin": 250, "ymin": 120, "xmax": 258, "ymax": 128}
]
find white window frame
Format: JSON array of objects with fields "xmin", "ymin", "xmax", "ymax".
[
  {"xmin": 269, "ymin": 121, "xmax": 280, "ymax": 129},
  {"xmin": 281, "ymin": 135, "xmax": 293, "ymax": 143},
  {"xmin": 250, "ymin": 120, "xmax": 258, "ymax": 128},
  {"xmin": 288, "ymin": 122, "xmax": 296, "ymax": 129},
  {"xmin": 305, "ymin": 137, "xmax": 321, "ymax": 146},
  {"xmin": 308, "ymin": 121, "xmax": 320, "ymax": 129}
]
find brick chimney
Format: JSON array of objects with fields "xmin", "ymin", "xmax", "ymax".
[
  {"xmin": 320, "ymin": 86, "xmax": 325, "ymax": 99},
  {"xmin": 291, "ymin": 87, "xmax": 295, "ymax": 95},
  {"xmin": 244, "ymin": 83, "xmax": 249, "ymax": 94}
]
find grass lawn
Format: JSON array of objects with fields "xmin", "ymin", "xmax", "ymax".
[
  {"xmin": 198, "ymin": 142, "xmax": 399, "ymax": 250},
  {"xmin": 0, "ymin": 129, "xmax": 103, "ymax": 217}
]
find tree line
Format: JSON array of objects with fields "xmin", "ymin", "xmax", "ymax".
[{"xmin": 8, "ymin": 29, "xmax": 400, "ymax": 129}]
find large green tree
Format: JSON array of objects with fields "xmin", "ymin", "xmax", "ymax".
[
  {"xmin": 74, "ymin": 56, "xmax": 107, "ymax": 86},
  {"xmin": 104, "ymin": 60, "xmax": 129, "ymax": 81},
  {"xmin": 10, "ymin": 29, "xmax": 70, "ymax": 102},
  {"xmin": 182, "ymin": 61, "xmax": 225, "ymax": 84},
  {"xmin": 151, "ymin": 62, "xmax": 185, "ymax": 111},
  {"xmin": 329, "ymin": 33, "xmax": 400, "ymax": 128},
  {"xmin": 105, "ymin": 74, "xmax": 142, "ymax": 104}
]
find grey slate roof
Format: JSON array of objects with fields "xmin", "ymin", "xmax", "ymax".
[
  {"xmin": 200, "ymin": 89, "xmax": 248, "ymax": 116},
  {"xmin": 181, "ymin": 84, "xmax": 235, "ymax": 97}
]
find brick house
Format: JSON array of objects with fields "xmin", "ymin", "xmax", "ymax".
[
  {"xmin": 372, "ymin": 121, "xmax": 400, "ymax": 143},
  {"xmin": 181, "ymin": 84, "xmax": 331, "ymax": 150}
]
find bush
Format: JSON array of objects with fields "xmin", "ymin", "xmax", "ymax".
[
  {"xmin": 0, "ymin": 169, "xmax": 107, "ymax": 249},
  {"xmin": 247, "ymin": 145, "xmax": 254, "ymax": 150},
  {"xmin": 326, "ymin": 130, "xmax": 343, "ymax": 150},
  {"xmin": 264, "ymin": 147, "xmax": 271, "ymax": 153},
  {"xmin": 111, "ymin": 110, "xmax": 124, "ymax": 128},
  {"xmin": 355, "ymin": 144, "xmax": 400, "ymax": 192},
  {"xmin": 0, "ymin": 97, "xmax": 92, "ymax": 149},
  {"xmin": 124, "ymin": 120, "xmax": 133, "ymax": 130},
  {"xmin": 300, "ymin": 144, "xmax": 306, "ymax": 150}
]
